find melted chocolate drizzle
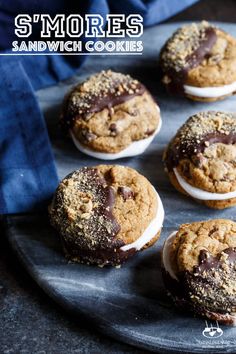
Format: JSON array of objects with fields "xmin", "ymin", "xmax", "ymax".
[
  {"xmin": 184, "ymin": 247, "xmax": 236, "ymax": 315},
  {"xmin": 62, "ymin": 72, "xmax": 146, "ymax": 129},
  {"xmin": 163, "ymin": 247, "xmax": 236, "ymax": 322},
  {"xmin": 62, "ymin": 241, "xmax": 136, "ymax": 266},
  {"xmin": 197, "ymin": 247, "xmax": 236, "ymax": 271},
  {"xmin": 161, "ymin": 26, "xmax": 217, "ymax": 94},
  {"xmin": 49, "ymin": 167, "xmax": 124, "ymax": 261},
  {"xmin": 50, "ymin": 167, "xmax": 142, "ymax": 266},
  {"xmin": 165, "ymin": 131, "xmax": 236, "ymax": 170}
]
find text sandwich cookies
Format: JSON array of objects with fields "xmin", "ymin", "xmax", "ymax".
[
  {"xmin": 160, "ymin": 21, "xmax": 236, "ymax": 102},
  {"xmin": 49, "ymin": 165, "xmax": 164, "ymax": 266},
  {"xmin": 62, "ymin": 70, "xmax": 161, "ymax": 159}
]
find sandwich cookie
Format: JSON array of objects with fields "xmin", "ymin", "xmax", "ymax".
[
  {"xmin": 162, "ymin": 219, "xmax": 236, "ymax": 325},
  {"xmin": 160, "ymin": 21, "xmax": 236, "ymax": 102},
  {"xmin": 62, "ymin": 70, "xmax": 161, "ymax": 159},
  {"xmin": 49, "ymin": 165, "xmax": 164, "ymax": 266},
  {"xmin": 163, "ymin": 111, "xmax": 236, "ymax": 209}
]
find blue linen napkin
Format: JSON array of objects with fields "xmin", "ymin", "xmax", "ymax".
[
  {"xmin": 0, "ymin": 0, "xmax": 198, "ymax": 214},
  {"xmin": 110, "ymin": 0, "xmax": 199, "ymax": 26},
  {"xmin": 0, "ymin": 61, "xmax": 58, "ymax": 214}
]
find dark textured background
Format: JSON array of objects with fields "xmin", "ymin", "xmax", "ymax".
[{"xmin": 1, "ymin": 1, "xmax": 236, "ymax": 353}]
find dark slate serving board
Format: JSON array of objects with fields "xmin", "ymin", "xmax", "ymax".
[{"xmin": 5, "ymin": 23, "xmax": 236, "ymax": 353}]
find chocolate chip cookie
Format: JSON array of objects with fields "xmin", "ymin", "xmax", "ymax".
[
  {"xmin": 61, "ymin": 70, "xmax": 161, "ymax": 160},
  {"xmin": 162, "ymin": 219, "xmax": 236, "ymax": 325},
  {"xmin": 160, "ymin": 21, "xmax": 236, "ymax": 101},
  {"xmin": 163, "ymin": 111, "xmax": 236, "ymax": 209},
  {"xmin": 49, "ymin": 165, "xmax": 164, "ymax": 266}
]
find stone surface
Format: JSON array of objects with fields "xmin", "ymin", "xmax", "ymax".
[
  {"xmin": 2, "ymin": 14, "xmax": 236, "ymax": 354},
  {"xmin": 0, "ymin": 227, "xmax": 141, "ymax": 354}
]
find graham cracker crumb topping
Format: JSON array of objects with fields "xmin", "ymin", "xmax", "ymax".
[
  {"xmin": 161, "ymin": 21, "xmax": 215, "ymax": 73},
  {"xmin": 64, "ymin": 70, "xmax": 144, "ymax": 125}
]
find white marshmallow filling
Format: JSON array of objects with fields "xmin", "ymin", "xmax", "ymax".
[
  {"xmin": 162, "ymin": 231, "xmax": 178, "ymax": 281},
  {"xmin": 174, "ymin": 168, "xmax": 236, "ymax": 201},
  {"xmin": 120, "ymin": 190, "xmax": 164, "ymax": 252},
  {"xmin": 71, "ymin": 106, "xmax": 161, "ymax": 160},
  {"xmin": 184, "ymin": 81, "xmax": 236, "ymax": 98}
]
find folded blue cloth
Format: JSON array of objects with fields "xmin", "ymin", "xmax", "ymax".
[
  {"xmin": 0, "ymin": 61, "xmax": 58, "ymax": 213},
  {"xmin": 111, "ymin": 0, "xmax": 199, "ymax": 26},
  {"xmin": 0, "ymin": 0, "xmax": 198, "ymax": 214}
]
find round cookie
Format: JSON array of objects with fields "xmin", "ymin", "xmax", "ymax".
[
  {"xmin": 163, "ymin": 111, "xmax": 236, "ymax": 209},
  {"xmin": 61, "ymin": 70, "xmax": 161, "ymax": 159},
  {"xmin": 162, "ymin": 219, "xmax": 236, "ymax": 325},
  {"xmin": 49, "ymin": 165, "xmax": 164, "ymax": 266},
  {"xmin": 160, "ymin": 21, "xmax": 236, "ymax": 101}
]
